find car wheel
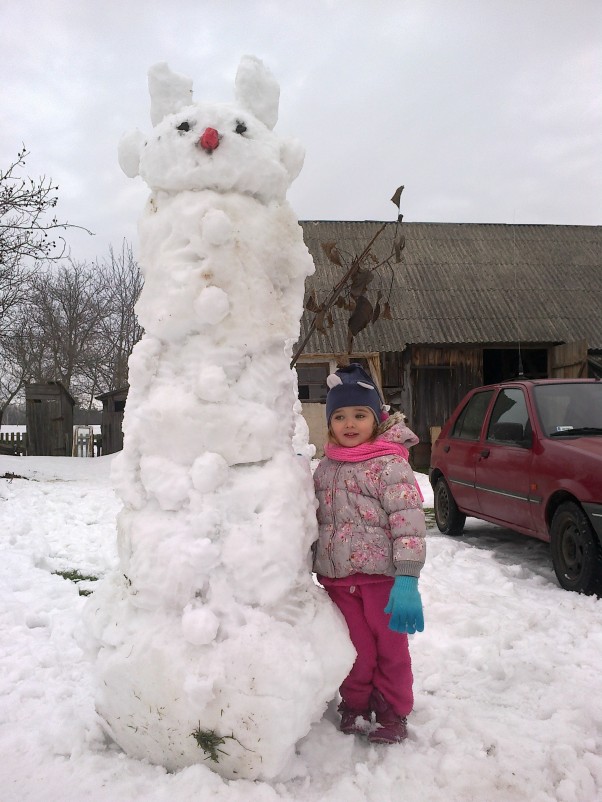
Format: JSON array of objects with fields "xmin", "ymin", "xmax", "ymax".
[
  {"xmin": 434, "ymin": 477, "xmax": 466, "ymax": 536},
  {"xmin": 550, "ymin": 502, "xmax": 602, "ymax": 596}
]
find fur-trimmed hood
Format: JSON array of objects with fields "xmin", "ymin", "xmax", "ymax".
[{"xmin": 377, "ymin": 412, "xmax": 419, "ymax": 449}]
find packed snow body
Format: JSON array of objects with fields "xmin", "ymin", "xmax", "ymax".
[{"xmin": 84, "ymin": 56, "xmax": 354, "ymax": 781}]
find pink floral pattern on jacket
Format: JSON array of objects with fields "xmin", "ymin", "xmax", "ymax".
[{"xmin": 313, "ymin": 421, "xmax": 426, "ymax": 579}]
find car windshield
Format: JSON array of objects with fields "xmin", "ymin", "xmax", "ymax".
[{"xmin": 533, "ymin": 382, "xmax": 602, "ymax": 437}]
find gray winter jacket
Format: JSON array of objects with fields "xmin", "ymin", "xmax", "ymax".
[{"xmin": 312, "ymin": 421, "xmax": 426, "ymax": 580}]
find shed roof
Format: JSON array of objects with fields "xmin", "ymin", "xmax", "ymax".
[
  {"xmin": 25, "ymin": 380, "xmax": 76, "ymax": 406},
  {"xmin": 299, "ymin": 222, "xmax": 602, "ymax": 353},
  {"xmin": 95, "ymin": 386, "xmax": 129, "ymax": 402}
]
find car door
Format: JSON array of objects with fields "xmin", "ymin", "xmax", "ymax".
[
  {"xmin": 444, "ymin": 389, "xmax": 494, "ymax": 515},
  {"xmin": 475, "ymin": 387, "xmax": 536, "ymax": 532}
]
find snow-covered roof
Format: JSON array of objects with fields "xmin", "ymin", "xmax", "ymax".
[{"xmin": 299, "ymin": 222, "xmax": 602, "ymax": 352}]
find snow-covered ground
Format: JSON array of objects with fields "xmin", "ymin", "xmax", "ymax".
[{"xmin": 1, "ymin": 454, "xmax": 600, "ymax": 802}]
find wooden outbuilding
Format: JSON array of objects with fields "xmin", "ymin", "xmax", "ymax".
[
  {"xmin": 25, "ymin": 381, "xmax": 75, "ymax": 457},
  {"xmin": 96, "ymin": 387, "xmax": 128, "ymax": 455},
  {"xmin": 296, "ymin": 222, "xmax": 602, "ymax": 466}
]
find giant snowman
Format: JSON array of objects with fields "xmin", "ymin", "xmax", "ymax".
[{"xmin": 85, "ymin": 56, "xmax": 354, "ymax": 780}]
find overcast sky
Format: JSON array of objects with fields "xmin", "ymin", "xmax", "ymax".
[{"xmin": 2, "ymin": 0, "xmax": 600, "ymax": 264}]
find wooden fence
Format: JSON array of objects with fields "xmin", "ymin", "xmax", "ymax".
[
  {"xmin": 0, "ymin": 430, "xmax": 103, "ymax": 457},
  {"xmin": 0, "ymin": 432, "xmax": 27, "ymax": 456}
]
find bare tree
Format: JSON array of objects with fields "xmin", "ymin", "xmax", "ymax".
[
  {"xmin": 26, "ymin": 260, "xmax": 105, "ymax": 403},
  {"xmin": 0, "ymin": 362, "xmax": 25, "ymax": 428},
  {"xmin": 0, "ymin": 146, "xmax": 91, "ymax": 269},
  {"xmin": 0, "ymin": 154, "xmax": 140, "ymax": 417},
  {"xmin": 0, "ymin": 260, "xmax": 30, "ymax": 339},
  {"xmin": 5, "ymin": 245, "xmax": 143, "ymax": 412},
  {"xmin": 0, "ymin": 326, "xmax": 36, "ymax": 427},
  {"xmin": 291, "ymin": 186, "xmax": 406, "ymax": 367},
  {"xmin": 0, "ymin": 262, "xmax": 32, "ymax": 426},
  {"xmin": 0, "ymin": 146, "xmax": 92, "ymax": 357},
  {"xmin": 94, "ymin": 241, "xmax": 143, "ymax": 391}
]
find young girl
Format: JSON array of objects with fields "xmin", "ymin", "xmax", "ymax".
[{"xmin": 313, "ymin": 363, "xmax": 426, "ymax": 744}]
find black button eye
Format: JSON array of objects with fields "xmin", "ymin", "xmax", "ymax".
[
  {"xmin": 176, "ymin": 121, "xmax": 190, "ymax": 132},
  {"xmin": 235, "ymin": 120, "xmax": 247, "ymax": 135}
]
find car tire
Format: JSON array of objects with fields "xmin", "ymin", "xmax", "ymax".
[
  {"xmin": 550, "ymin": 502, "xmax": 602, "ymax": 596},
  {"xmin": 434, "ymin": 477, "xmax": 466, "ymax": 536}
]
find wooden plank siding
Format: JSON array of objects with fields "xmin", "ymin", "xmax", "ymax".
[
  {"xmin": 409, "ymin": 346, "xmax": 482, "ymax": 467},
  {"xmin": 25, "ymin": 383, "xmax": 75, "ymax": 457},
  {"xmin": 95, "ymin": 388, "xmax": 128, "ymax": 455},
  {"xmin": 549, "ymin": 340, "xmax": 588, "ymax": 378}
]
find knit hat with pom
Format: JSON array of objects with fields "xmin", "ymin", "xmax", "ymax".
[{"xmin": 325, "ymin": 363, "xmax": 386, "ymax": 424}]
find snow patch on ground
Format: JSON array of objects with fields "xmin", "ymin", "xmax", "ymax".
[{"xmin": 1, "ymin": 455, "xmax": 601, "ymax": 801}]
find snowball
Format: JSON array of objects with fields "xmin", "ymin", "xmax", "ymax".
[
  {"xmin": 139, "ymin": 456, "xmax": 191, "ymax": 511},
  {"xmin": 126, "ymin": 336, "xmax": 162, "ymax": 392},
  {"xmin": 201, "ymin": 209, "xmax": 232, "ymax": 246},
  {"xmin": 190, "ymin": 452, "xmax": 228, "ymax": 493},
  {"xmin": 193, "ymin": 286, "xmax": 230, "ymax": 326},
  {"xmin": 195, "ymin": 365, "xmax": 229, "ymax": 403},
  {"xmin": 181, "ymin": 604, "xmax": 220, "ymax": 645}
]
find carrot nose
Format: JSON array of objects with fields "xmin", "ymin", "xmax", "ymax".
[{"xmin": 199, "ymin": 127, "xmax": 220, "ymax": 152}]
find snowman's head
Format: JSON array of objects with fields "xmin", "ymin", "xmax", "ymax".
[{"xmin": 118, "ymin": 56, "xmax": 304, "ymax": 204}]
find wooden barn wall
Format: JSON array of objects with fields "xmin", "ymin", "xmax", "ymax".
[
  {"xmin": 381, "ymin": 350, "xmax": 412, "ymax": 419},
  {"xmin": 381, "ymin": 347, "xmax": 483, "ymax": 468}
]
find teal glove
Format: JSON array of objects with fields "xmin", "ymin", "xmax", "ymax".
[{"xmin": 384, "ymin": 576, "xmax": 424, "ymax": 634}]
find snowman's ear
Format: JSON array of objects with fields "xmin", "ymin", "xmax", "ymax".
[
  {"xmin": 234, "ymin": 55, "xmax": 280, "ymax": 130},
  {"xmin": 280, "ymin": 137, "xmax": 305, "ymax": 183},
  {"xmin": 118, "ymin": 129, "xmax": 146, "ymax": 178},
  {"xmin": 148, "ymin": 62, "xmax": 193, "ymax": 126}
]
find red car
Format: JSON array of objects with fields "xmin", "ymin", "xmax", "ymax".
[{"xmin": 429, "ymin": 379, "xmax": 602, "ymax": 595}]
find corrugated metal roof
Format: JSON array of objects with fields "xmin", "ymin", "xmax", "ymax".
[{"xmin": 298, "ymin": 222, "xmax": 602, "ymax": 353}]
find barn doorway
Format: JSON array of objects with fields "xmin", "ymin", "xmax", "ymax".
[{"xmin": 483, "ymin": 348, "xmax": 548, "ymax": 384}]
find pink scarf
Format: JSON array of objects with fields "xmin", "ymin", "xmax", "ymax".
[
  {"xmin": 325, "ymin": 439, "xmax": 409, "ymax": 462},
  {"xmin": 324, "ymin": 438, "xmax": 424, "ymax": 501}
]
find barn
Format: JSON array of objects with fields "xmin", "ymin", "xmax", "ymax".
[{"xmin": 296, "ymin": 222, "xmax": 602, "ymax": 466}]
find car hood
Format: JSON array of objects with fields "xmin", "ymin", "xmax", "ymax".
[{"xmin": 549, "ymin": 435, "xmax": 602, "ymax": 457}]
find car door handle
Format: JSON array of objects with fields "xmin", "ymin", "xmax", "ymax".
[
  {"xmin": 443, "ymin": 445, "xmax": 450, "ymax": 452},
  {"xmin": 480, "ymin": 448, "xmax": 490, "ymax": 458}
]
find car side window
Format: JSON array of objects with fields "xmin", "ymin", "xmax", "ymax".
[
  {"xmin": 451, "ymin": 390, "xmax": 494, "ymax": 440},
  {"xmin": 486, "ymin": 388, "xmax": 531, "ymax": 445}
]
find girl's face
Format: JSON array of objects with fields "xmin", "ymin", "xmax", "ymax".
[{"xmin": 329, "ymin": 406, "xmax": 377, "ymax": 448}]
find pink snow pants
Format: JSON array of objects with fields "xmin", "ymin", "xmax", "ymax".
[{"xmin": 324, "ymin": 579, "xmax": 414, "ymax": 717}]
